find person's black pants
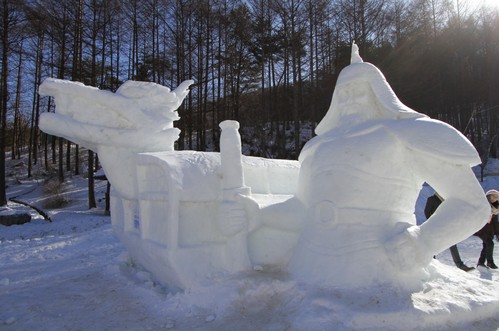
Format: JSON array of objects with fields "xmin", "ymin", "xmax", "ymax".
[{"xmin": 478, "ymin": 238, "xmax": 494, "ymax": 264}]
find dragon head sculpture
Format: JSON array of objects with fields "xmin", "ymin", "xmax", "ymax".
[{"xmin": 38, "ymin": 78, "xmax": 194, "ymax": 199}]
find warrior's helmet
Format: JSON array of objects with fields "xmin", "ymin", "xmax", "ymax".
[{"xmin": 315, "ymin": 42, "xmax": 423, "ymax": 136}]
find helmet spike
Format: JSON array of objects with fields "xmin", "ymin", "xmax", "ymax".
[{"xmin": 351, "ymin": 41, "xmax": 363, "ymax": 64}]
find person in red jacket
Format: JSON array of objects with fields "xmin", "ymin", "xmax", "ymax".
[{"xmin": 475, "ymin": 189, "xmax": 499, "ymax": 269}]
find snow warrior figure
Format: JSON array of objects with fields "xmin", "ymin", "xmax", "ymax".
[{"xmin": 245, "ymin": 43, "xmax": 490, "ymax": 288}]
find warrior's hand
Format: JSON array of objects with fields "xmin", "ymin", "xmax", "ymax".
[
  {"xmin": 216, "ymin": 194, "xmax": 261, "ymax": 237},
  {"xmin": 385, "ymin": 223, "xmax": 431, "ymax": 271},
  {"xmin": 235, "ymin": 194, "xmax": 261, "ymax": 232},
  {"xmin": 216, "ymin": 200, "xmax": 247, "ymax": 237}
]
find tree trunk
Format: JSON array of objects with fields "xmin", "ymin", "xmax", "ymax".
[
  {"xmin": 11, "ymin": 42, "xmax": 22, "ymax": 160},
  {"xmin": 0, "ymin": 0, "xmax": 9, "ymax": 205},
  {"xmin": 88, "ymin": 150, "xmax": 96, "ymax": 209}
]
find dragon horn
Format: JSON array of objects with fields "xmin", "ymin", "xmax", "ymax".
[{"xmin": 173, "ymin": 80, "xmax": 195, "ymax": 103}]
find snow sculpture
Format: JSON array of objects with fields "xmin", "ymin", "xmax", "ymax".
[
  {"xmin": 283, "ymin": 43, "xmax": 490, "ymax": 288},
  {"xmin": 38, "ymin": 78, "xmax": 300, "ymax": 289},
  {"xmin": 38, "ymin": 78, "xmax": 194, "ymax": 200},
  {"xmin": 38, "ymin": 42, "xmax": 490, "ymax": 291},
  {"xmin": 218, "ymin": 120, "xmax": 252, "ymax": 272}
]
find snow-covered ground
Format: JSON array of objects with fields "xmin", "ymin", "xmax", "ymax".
[{"xmin": 1, "ymin": 157, "xmax": 499, "ymax": 331}]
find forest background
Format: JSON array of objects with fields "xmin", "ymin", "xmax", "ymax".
[{"xmin": 0, "ymin": 0, "xmax": 498, "ymax": 208}]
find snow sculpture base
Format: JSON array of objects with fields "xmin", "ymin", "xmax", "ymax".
[{"xmin": 192, "ymin": 260, "xmax": 499, "ymax": 330}]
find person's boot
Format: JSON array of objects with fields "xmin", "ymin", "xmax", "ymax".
[
  {"xmin": 477, "ymin": 257, "xmax": 487, "ymax": 268},
  {"xmin": 457, "ymin": 263, "xmax": 475, "ymax": 272},
  {"xmin": 486, "ymin": 261, "xmax": 498, "ymax": 269}
]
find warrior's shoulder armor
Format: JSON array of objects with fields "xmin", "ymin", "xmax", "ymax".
[{"xmin": 386, "ymin": 117, "xmax": 481, "ymax": 166}]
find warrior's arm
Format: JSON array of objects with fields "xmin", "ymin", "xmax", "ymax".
[
  {"xmin": 237, "ymin": 195, "xmax": 305, "ymax": 232},
  {"xmin": 386, "ymin": 117, "xmax": 489, "ymax": 266},
  {"xmin": 413, "ymin": 156, "xmax": 489, "ymax": 255}
]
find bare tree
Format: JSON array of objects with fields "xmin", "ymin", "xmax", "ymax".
[
  {"xmin": 11, "ymin": 41, "xmax": 23, "ymax": 160},
  {"xmin": 0, "ymin": 0, "xmax": 25, "ymax": 203}
]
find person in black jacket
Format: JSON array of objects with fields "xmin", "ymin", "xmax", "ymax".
[
  {"xmin": 424, "ymin": 192, "xmax": 474, "ymax": 271},
  {"xmin": 474, "ymin": 190, "xmax": 499, "ymax": 269}
]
